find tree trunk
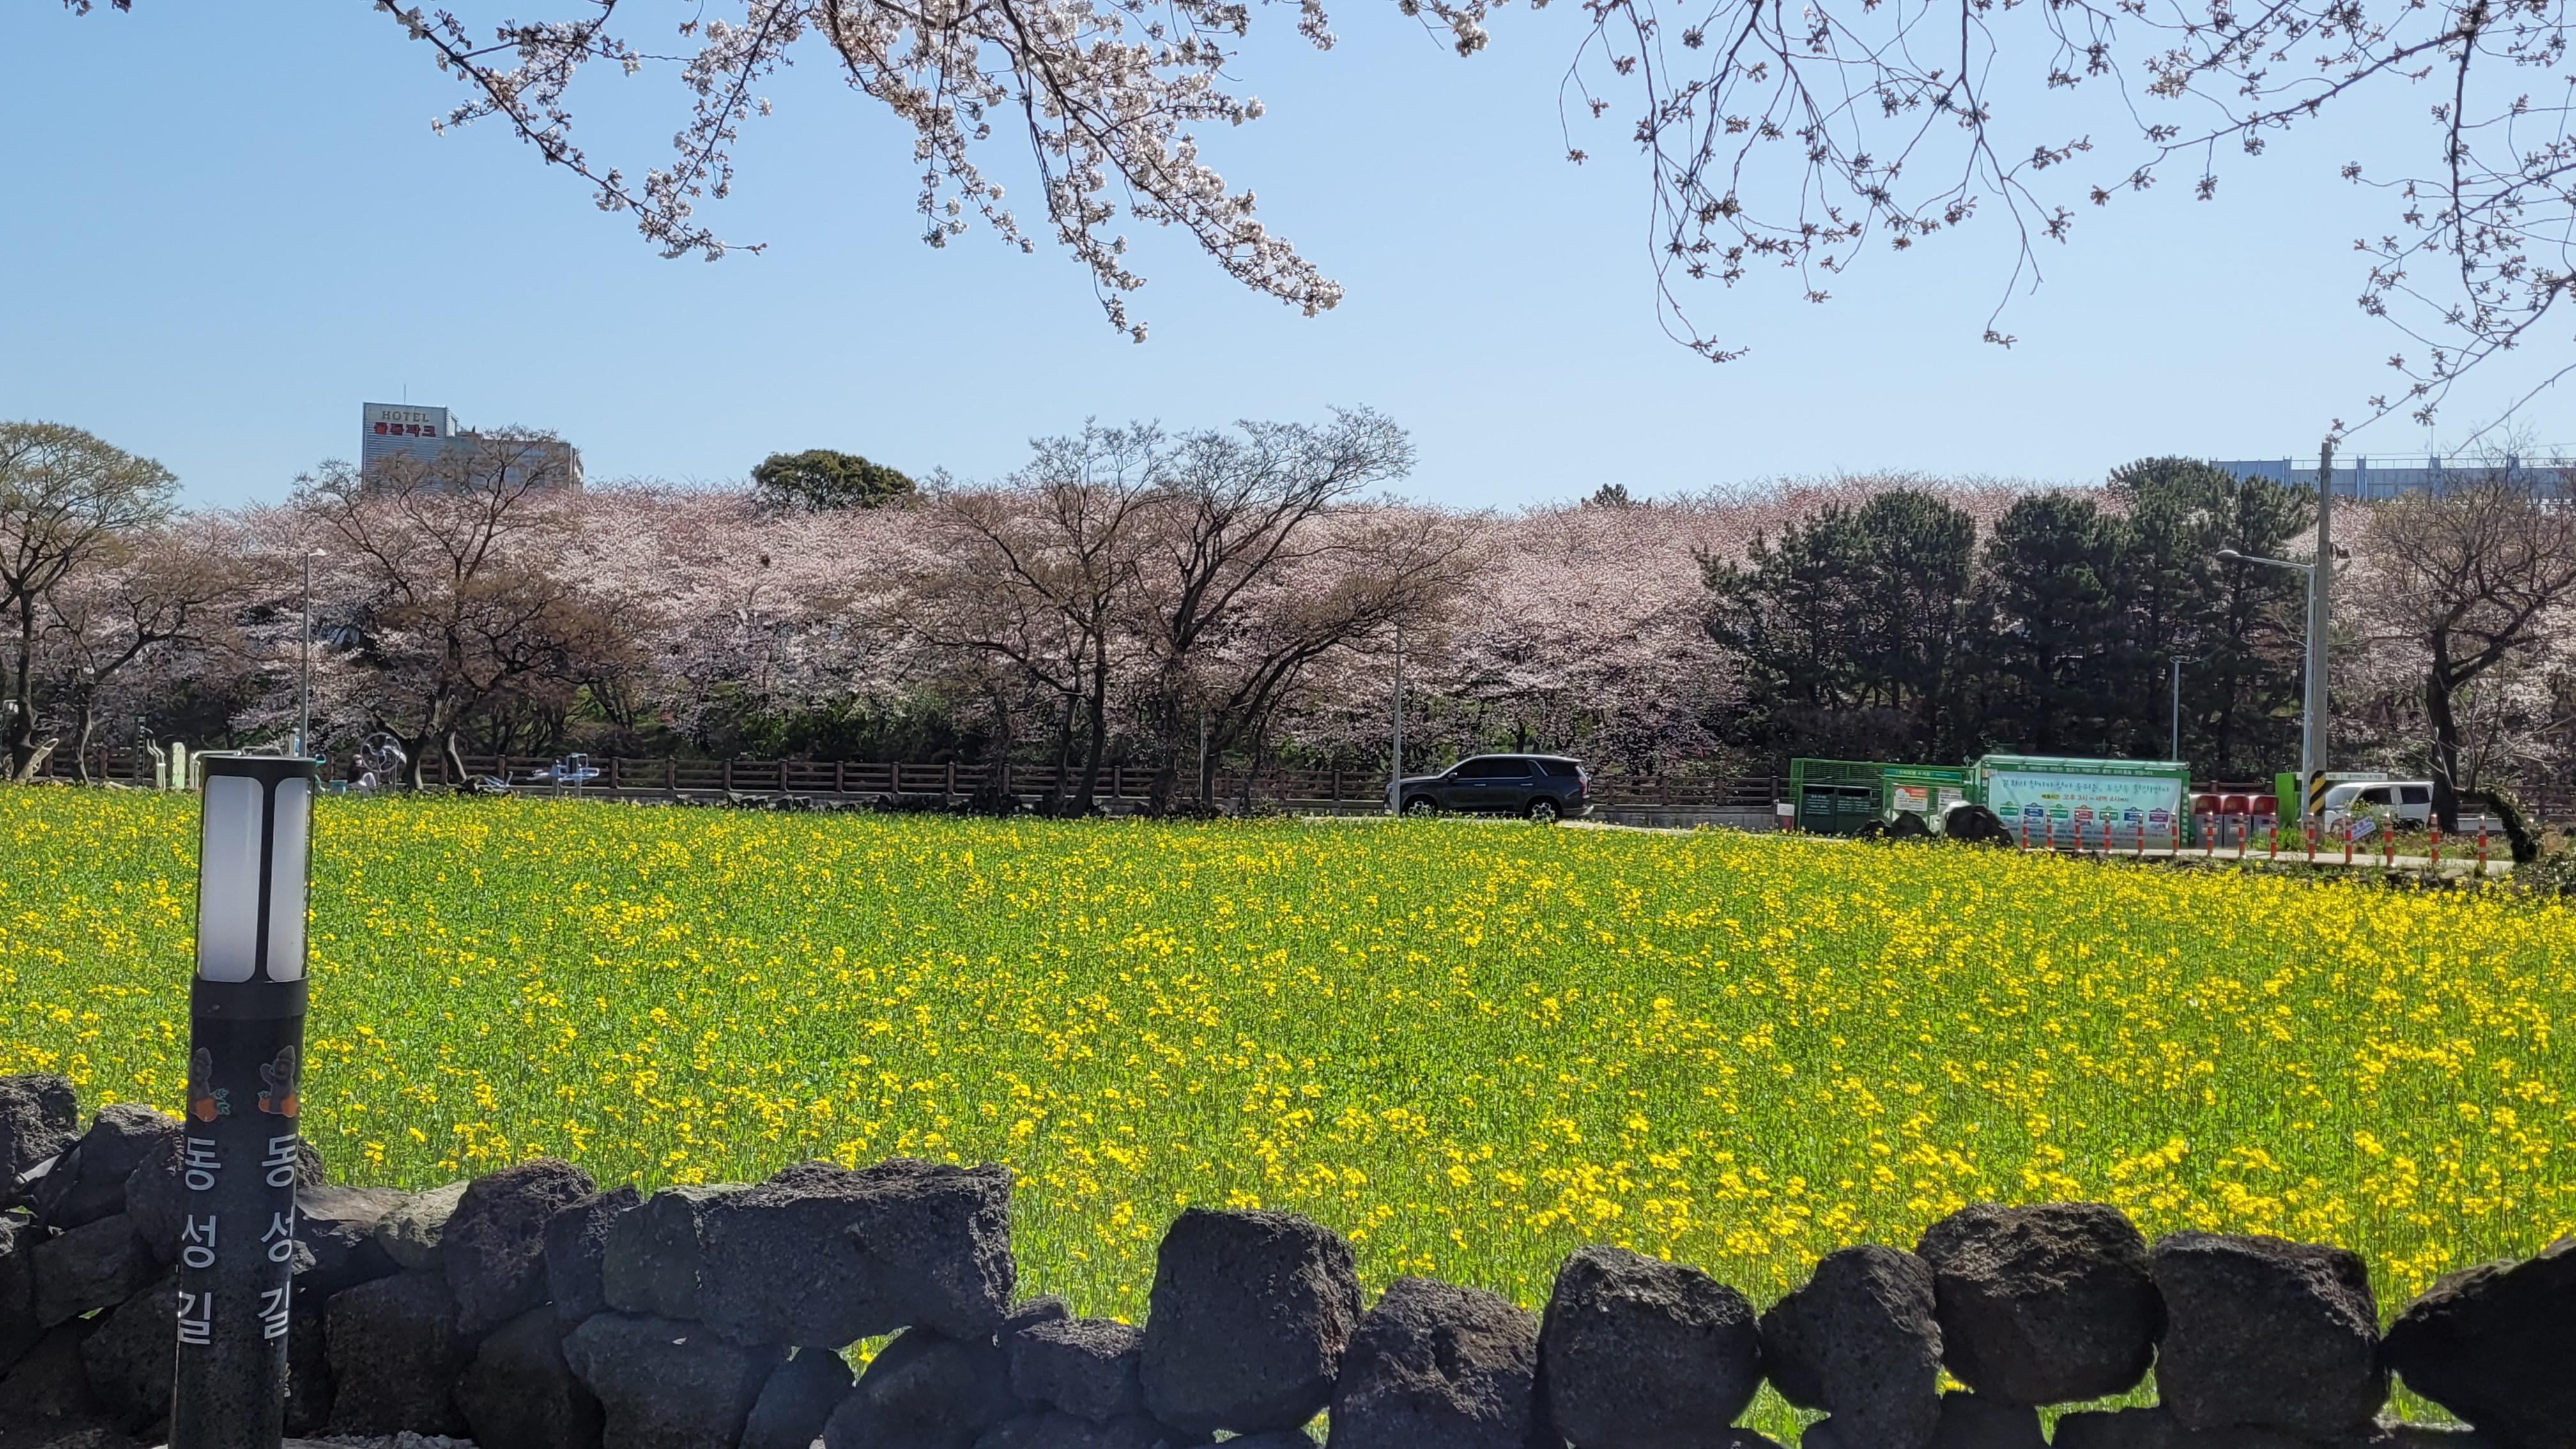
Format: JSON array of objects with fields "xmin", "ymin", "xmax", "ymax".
[
  {"xmin": 71, "ymin": 706, "xmax": 96, "ymax": 786},
  {"xmin": 444, "ymin": 731, "xmax": 471, "ymax": 791},
  {"xmin": 8, "ymin": 599, "xmax": 36, "ymax": 779},
  {"xmin": 1143, "ymin": 673, "xmax": 1188, "ymax": 816},
  {"xmin": 972, "ymin": 687, "xmax": 1018, "ymax": 811},
  {"xmin": 1046, "ymin": 691, "xmax": 1076, "ymax": 814},
  {"xmin": 1237, "ymin": 709, "xmax": 1275, "ymax": 814},
  {"xmin": 401, "ymin": 734, "xmax": 435, "ymax": 791},
  {"xmin": 1071, "ymin": 634, "xmax": 1109, "ymax": 815},
  {"xmin": 2425, "ymin": 666, "xmax": 2464, "ymax": 832}
]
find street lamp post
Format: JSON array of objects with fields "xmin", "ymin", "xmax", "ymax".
[
  {"xmin": 172, "ymin": 753, "xmax": 318, "ymax": 1449},
  {"xmin": 295, "ymin": 551, "xmax": 325, "ymax": 759},
  {"xmin": 2215, "ymin": 545, "xmax": 2324, "ymax": 816},
  {"xmin": 2170, "ymin": 657, "xmax": 2185, "ymax": 763},
  {"xmin": 2308, "ymin": 437, "xmax": 2334, "ymax": 815},
  {"xmin": 1386, "ymin": 620, "xmax": 1406, "ymax": 815}
]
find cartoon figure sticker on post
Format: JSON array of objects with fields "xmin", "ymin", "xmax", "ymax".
[
  {"xmin": 188, "ymin": 1047, "xmax": 229, "ymax": 1121},
  {"xmin": 257, "ymin": 1046, "xmax": 299, "ymax": 1118}
]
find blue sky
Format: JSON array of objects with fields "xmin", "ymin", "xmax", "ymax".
[{"xmin": 6, "ymin": 1, "xmax": 2569, "ymax": 510}]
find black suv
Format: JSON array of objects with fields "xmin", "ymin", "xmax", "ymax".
[{"xmin": 1398, "ymin": 755, "xmax": 1591, "ymax": 822}]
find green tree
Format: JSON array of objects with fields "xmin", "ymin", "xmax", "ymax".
[
  {"xmin": 2106, "ymin": 458, "xmax": 2310, "ymax": 774},
  {"xmin": 1974, "ymin": 493, "xmax": 2126, "ymax": 754},
  {"xmin": 0, "ymin": 424, "xmax": 178, "ymax": 779},
  {"xmin": 1706, "ymin": 488, "xmax": 1975, "ymax": 760},
  {"xmin": 750, "ymin": 450, "xmax": 917, "ymax": 512}
]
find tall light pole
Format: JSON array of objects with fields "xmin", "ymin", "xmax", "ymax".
[
  {"xmin": 295, "ymin": 551, "xmax": 325, "ymax": 759},
  {"xmin": 2170, "ymin": 657, "xmax": 2185, "ymax": 763},
  {"xmin": 2216, "ymin": 543, "xmax": 2323, "ymax": 816},
  {"xmin": 1386, "ymin": 620, "xmax": 1406, "ymax": 815},
  {"xmin": 2304, "ymin": 435, "xmax": 2334, "ymax": 815}
]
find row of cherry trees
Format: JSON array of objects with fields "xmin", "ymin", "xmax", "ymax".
[
  {"xmin": 10, "ymin": 418, "xmax": 2572, "ymax": 813},
  {"xmin": 58, "ymin": 415, "xmax": 1796, "ymax": 800}
]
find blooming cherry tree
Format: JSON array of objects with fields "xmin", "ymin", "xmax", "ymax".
[{"xmin": 51, "ymin": 0, "xmax": 2543, "ymax": 410}]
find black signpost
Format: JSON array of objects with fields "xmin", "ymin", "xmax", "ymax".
[{"xmin": 171, "ymin": 753, "xmax": 318, "ymax": 1449}]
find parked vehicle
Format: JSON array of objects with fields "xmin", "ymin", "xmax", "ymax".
[
  {"xmin": 2317, "ymin": 780, "xmax": 2498, "ymax": 836},
  {"xmin": 1397, "ymin": 755, "xmax": 1591, "ymax": 822}
]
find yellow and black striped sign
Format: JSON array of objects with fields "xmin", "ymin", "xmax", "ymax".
[{"xmin": 2306, "ymin": 771, "xmax": 2329, "ymax": 816}]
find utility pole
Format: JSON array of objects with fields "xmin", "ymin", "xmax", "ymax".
[
  {"xmin": 2170, "ymin": 657, "xmax": 2182, "ymax": 763},
  {"xmin": 2302, "ymin": 435, "xmax": 2334, "ymax": 819},
  {"xmin": 295, "ymin": 550, "xmax": 324, "ymax": 758},
  {"xmin": 1386, "ymin": 622, "xmax": 1406, "ymax": 815}
]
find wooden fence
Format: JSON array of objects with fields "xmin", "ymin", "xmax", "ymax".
[
  {"xmin": 34, "ymin": 747, "xmax": 2568, "ymax": 825},
  {"xmin": 37, "ymin": 747, "xmax": 1783, "ymax": 816}
]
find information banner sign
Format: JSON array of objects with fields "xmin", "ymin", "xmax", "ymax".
[{"xmin": 1982, "ymin": 768, "xmax": 2184, "ymax": 833}]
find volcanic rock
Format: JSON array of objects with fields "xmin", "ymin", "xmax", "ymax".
[
  {"xmin": 443, "ymin": 1158, "xmax": 596, "ymax": 1335},
  {"xmin": 544, "ymin": 1183, "xmax": 641, "ymax": 1324},
  {"xmin": 820, "ymin": 1325, "xmax": 1025, "ymax": 1449},
  {"xmin": 971, "ymin": 1409, "xmax": 1188, "ymax": 1449},
  {"xmin": 1913, "ymin": 1201, "xmax": 2161, "ymax": 1406},
  {"xmin": 1538, "ymin": 1243, "xmax": 1763, "ymax": 1446},
  {"xmin": 1008, "ymin": 1312, "xmax": 1146, "ymax": 1423},
  {"xmin": 293, "ymin": 1184, "xmax": 406, "ymax": 1299},
  {"xmin": 121, "ymin": 1131, "xmax": 185, "ymax": 1267},
  {"xmin": 700, "ymin": 1158, "xmax": 1015, "ymax": 1347},
  {"xmin": 373, "ymin": 1181, "xmax": 468, "ymax": 1273},
  {"xmin": 2380, "ymin": 1236, "xmax": 2576, "ymax": 1449},
  {"xmin": 1923, "ymin": 1389, "xmax": 2047, "ymax": 1449},
  {"xmin": 2150, "ymin": 1230, "xmax": 2385, "ymax": 1439},
  {"xmin": 1757, "ymin": 1243, "xmax": 1942, "ymax": 1449},
  {"xmin": 0, "ymin": 1213, "xmax": 40, "ymax": 1374},
  {"xmin": 31, "ymin": 1213, "xmax": 152, "ymax": 1328},
  {"xmin": 31, "ymin": 1105, "xmax": 179, "ymax": 1232},
  {"xmin": 740, "ymin": 1345, "xmax": 859, "ymax": 1449},
  {"xmin": 562, "ymin": 1310, "xmax": 783, "ymax": 1449},
  {"xmin": 1137, "ymin": 1207, "xmax": 1361, "ymax": 1438},
  {"xmin": 1007, "ymin": 1294, "xmax": 1073, "ymax": 1330},
  {"xmin": 455, "ymin": 1305, "xmax": 604, "ymax": 1449},
  {"xmin": 1326, "ymin": 1275, "xmax": 1544, "ymax": 1449},
  {"xmin": 602, "ymin": 1182, "xmax": 746, "ymax": 1321},
  {"xmin": 0, "ymin": 1075, "xmax": 78, "ymax": 1209},
  {"xmin": 74, "ymin": 1270, "xmax": 173, "ymax": 1430},
  {"xmin": 0, "ymin": 1317, "xmax": 100, "ymax": 1423},
  {"xmin": 323, "ymin": 1268, "xmax": 477, "ymax": 1436}
]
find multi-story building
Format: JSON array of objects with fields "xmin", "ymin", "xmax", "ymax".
[
  {"xmin": 360, "ymin": 402, "xmax": 583, "ymax": 489},
  {"xmin": 2213, "ymin": 452, "xmax": 2569, "ymax": 500}
]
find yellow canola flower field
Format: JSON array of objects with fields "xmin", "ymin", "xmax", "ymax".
[{"xmin": 0, "ymin": 790, "xmax": 2566, "ymax": 1331}]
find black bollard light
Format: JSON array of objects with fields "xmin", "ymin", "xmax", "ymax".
[{"xmin": 171, "ymin": 753, "xmax": 318, "ymax": 1449}]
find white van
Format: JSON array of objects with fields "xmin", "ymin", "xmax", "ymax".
[{"xmin": 2316, "ymin": 781, "xmax": 2499, "ymax": 836}]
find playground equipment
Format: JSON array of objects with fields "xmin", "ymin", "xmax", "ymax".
[
  {"xmin": 142, "ymin": 739, "xmax": 198, "ymax": 792},
  {"xmin": 354, "ymin": 734, "xmax": 408, "ymax": 793}
]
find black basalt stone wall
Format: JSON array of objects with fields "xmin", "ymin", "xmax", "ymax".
[{"xmin": 0, "ymin": 1078, "xmax": 2563, "ymax": 1449}]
